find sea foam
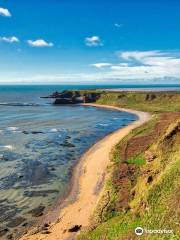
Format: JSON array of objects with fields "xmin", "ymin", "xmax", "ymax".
[
  {"xmin": 50, "ymin": 128, "xmax": 58, "ymax": 132},
  {"xmin": 0, "ymin": 145, "xmax": 14, "ymax": 150},
  {"xmin": 7, "ymin": 127, "xmax": 19, "ymax": 131}
]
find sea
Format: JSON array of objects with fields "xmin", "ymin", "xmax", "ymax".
[{"xmin": 0, "ymin": 84, "xmax": 179, "ymax": 238}]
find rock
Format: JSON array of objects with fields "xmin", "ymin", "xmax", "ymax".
[
  {"xmin": 39, "ymin": 223, "xmax": 50, "ymax": 233},
  {"xmin": 60, "ymin": 142, "xmax": 75, "ymax": 148},
  {"xmin": 44, "ymin": 223, "xmax": 49, "ymax": 228},
  {"xmin": 22, "ymin": 160, "xmax": 51, "ymax": 186},
  {"xmin": 145, "ymin": 94, "xmax": 156, "ymax": 101},
  {"xmin": 22, "ymin": 131, "xmax": 29, "ymax": 135},
  {"xmin": 31, "ymin": 131, "xmax": 44, "ymax": 134},
  {"xmin": 7, "ymin": 234, "xmax": 13, "ymax": 239},
  {"xmin": 68, "ymin": 225, "xmax": 82, "ymax": 232},
  {"xmin": 65, "ymin": 136, "xmax": 71, "ymax": 139},
  {"xmin": 24, "ymin": 190, "xmax": 58, "ymax": 197},
  {"xmin": 0, "ymin": 228, "xmax": 9, "ymax": 237},
  {"xmin": 145, "ymin": 151, "xmax": 156, "ymax": 163},
  {"xmin": 18, "ymin": 175, "xmax": 24, "ymax": 179},
  {"xmin": 50, "ymin": 167, "xmax": 56, "ymax": 171},
  {"xmin": 54, "ymin": 98, "xmax": 73, "ymax": 105},
  {"xmin": 145, "ymin": 94, "xmax": 150, "ymax": 101},
  {"xmin": 165, "ymin": 122, "xmax": 180, "ymax": 140},
  {"xmin": 0, "ymin": 154, "xmax": 9, "ymax": 161},
  {"xmin": 7, "ymin": 217, "xmax": 26, "ymax": 228},
  {"xmin": 28, "ymin": 205, "xmax": 45, "ymax": 217},
  {"xmin": 147, "ymin": 175, "xmax": 153, "ymax": 183},
  {"xmin": 118, "ymin": 94, "xmax": 126, "ymax": 99},
  {"xmin": 51, "ymin": 90, "xmax": 101, "ymax": 104},
  {"xmin": 131, "ymin": 190, "xmax": 136, "ymax": 197},
  {"xmin": 42, "ymin": 230, "xmax": 51, "ymax": 234},
  {"xmin": 22, "ymin": 222, "xmax": 28, "ymax": 227}
]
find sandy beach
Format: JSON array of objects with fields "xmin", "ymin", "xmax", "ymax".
[{"xmin": 19, "ymin": 104, "xmax": 151, "ymax": 240}]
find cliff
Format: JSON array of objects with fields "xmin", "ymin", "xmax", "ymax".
[{"xmin": 78, "ymin": 92, "xmax": 180, "ymax": 240}]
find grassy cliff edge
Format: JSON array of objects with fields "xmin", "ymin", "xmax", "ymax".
[{"xmin": 78, "ymin": 92, "xmax": 180, "ymax": 240}]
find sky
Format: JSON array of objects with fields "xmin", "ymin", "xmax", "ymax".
[{"xmin": 0, "ymin": 0, "xmax": 180, "ymax": 84}]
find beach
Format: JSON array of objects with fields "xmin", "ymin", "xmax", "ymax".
[
  {"xmin": 0, "ymin": 87, "xmax": 139, "ymax": 240},
  {"xmin": 19, "ymin": 104, "xmax": 151, "ymax": 240}
]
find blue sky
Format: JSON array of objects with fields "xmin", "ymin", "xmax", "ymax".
[{"xmin": 0, "ymin": 0, "xmax": 180, "ymax": 84}]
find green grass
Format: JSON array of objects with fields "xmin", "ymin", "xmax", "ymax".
[
  {"xmin": 96, "ymin": 92, "xmax": 180, "ymax": 112},
  {"xmin": 127, "ymin": 155, "xmax": 146, "ymax": 166},
  {"xmin": 78, "ymin": 116, "xmax": 180, "ymax": 240},
  {"xmin": 78, "ymin": 92, "xmax": 180, "ymax": 240}
]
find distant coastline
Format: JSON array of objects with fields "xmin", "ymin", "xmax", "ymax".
[{"xmin": 103, "ymin": 87, "xmax": 180, "ymax": 92}]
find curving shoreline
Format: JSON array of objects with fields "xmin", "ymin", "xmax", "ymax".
[{"xmin": 19, "ymin": 104, "xmax": 151, "ymax": 240}]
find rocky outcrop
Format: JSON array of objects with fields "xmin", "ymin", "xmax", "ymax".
[
  {"xmin": 42, "ymin": 90, "xmax": 101, "ymax": 104},
  {"xmin": 54, "ymin": 98, "xmax": 74, "ymax": 104}
]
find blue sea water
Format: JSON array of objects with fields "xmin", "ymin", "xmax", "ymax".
[
  {"xmin": 0, "ymin": 84, "xmax": 179, "ymax": 238},
  {"xmin": 0, "ymin": 84, "xmax": 140, "ymax": 238}
]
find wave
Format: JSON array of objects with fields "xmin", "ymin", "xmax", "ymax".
[
  {"xmin": 3, "ymin": 127, "xmax": 61, "ymax": 135},
  {"xmin": 97, "ymin": 123, "xmax": 109, "ymax": 127},
  {"xmin": 7, "ymin": 127, "xmax": 19, "ymax": 131},
  {"xmin": 0, "ymin": 145, "xmax": 14, "ymax": 150},
  {"xmin": 0, "ymin": 102, "xmax": 40, "ymax": 107},
  {"xmin": 49, "ymin": 128, "xmax": 58, "ymax": 132}
]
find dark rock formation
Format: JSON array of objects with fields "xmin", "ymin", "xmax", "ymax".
[
  {"xmin": 145, "ymin": 94, "xmax": 156, "ymax": 101},
  {"xmin": 54, "ymin": 98, "xmax": 74, "ymax": 104},
  {"xmin": 42, "ymin": 90, "xmax": 101, "ymax": 105},
  {"xmin": 0, "ymin": 227, "xmax": 9, "ymax": 237},
  {"xmin": 60, "ymin": 140, "xmax": 75, "ymax": 148},
  {"xmin": 24, "ymin": 189, "xmax": 58, "ymax": 197},
  {"xmin": 68, "ymin": 225, "xmax": 82, "ymax": 232},
  {"xmin": 22, "ymin": 130, "xmax": 29, "ymax": 134},
  {"xmin": 147, "ymin": 175, "xmax": 153, "ymax": 183},
  {"xmin": 7, "ymin": 216, "xmax": 26, "ymax": 228},
  {"xmin": 28, "ymin": 205, "xmax": 45, "ymax": 217},
  {"xmin": 7, "ymin": 234, "xmax": 13, "ymax": 239},
  {"xmin": 31, "ymin": 131, "xmax": 44, "ymax": 134}
]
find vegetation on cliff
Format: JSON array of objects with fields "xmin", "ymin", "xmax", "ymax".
[
  {"xmin": 96, "ymin": 91, "xmax": 180, "ymax": 112},
  {"xmin": 78, "ymin": 92, "xmax": 180, "ymax": 240}
]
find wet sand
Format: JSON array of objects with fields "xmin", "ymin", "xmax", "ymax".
[{"xmin": 19, "ymin": 104, "xmax": 151, "ymax": 240}]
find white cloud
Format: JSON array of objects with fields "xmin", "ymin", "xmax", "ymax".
[
  {"xmin": 0, "ymin": 36, "xmax": 19, "ymax": 43},
  {"xmin": 120, "ymin": 50, "xmax": 162, "ymax": 61},
  {"xmin": 118, "ymin": 63, "xmax": 129, "ymax": 67},
  {"xmin": 90, "ymin": 63, "xmax": 112, "ymax": 68},
  {"xmin": 114, "ymin": 23, "xmax": 123, "ymax": 28},
  {"xmin": 85, "ymin": 36, "xmax": 103, "ymax": 47},
  {"xmin": 112, "ymin": 50, "xmax": 180, "ymax": 79},
  {"xmin": 27, "ymin": 39, "xmax": 54, "ymax": 47},
  {"xmin": 90, "ymin": 50, "xmax": 180, "ymax": 80},
  {"xmin": 0, "ymin": 7, "xmax": 11, "ymax": 17}
]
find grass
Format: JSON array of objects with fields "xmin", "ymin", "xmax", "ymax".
[
  {"xmin": 127, "ymin": 155, "xmax": 146, "ymax": 166},
  {"xmin": 96, "ymin": 92, "xmax": 180, "ymax": 112},
  {"xmin": 78, "ymin": 93, "xmax": 180, "ymax": 240}
]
